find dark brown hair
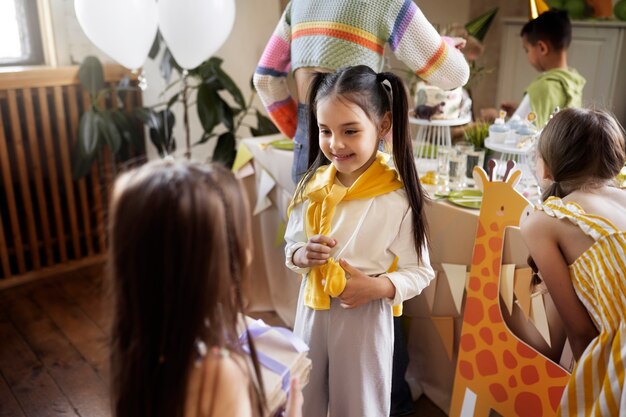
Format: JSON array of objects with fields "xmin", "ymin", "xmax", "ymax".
[
  {"xmin": 538, "ymin": 107, "xmax": 626, "ymax": 201},
  {"xmin": 108, "ymin": 159, "xmax": 264, "ymax": 417},
  {"xmin": 521, "ymin": 9, "xmax": 571, "ymax": 51},
  {"xmin": 297, "ymin": 65, "xmax": 428, "ymax": 260}
]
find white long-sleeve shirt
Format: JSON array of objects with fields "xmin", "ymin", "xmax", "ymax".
[{"xmin": 285, "ymin": 187, "xmax": 435, "ymax": 306}]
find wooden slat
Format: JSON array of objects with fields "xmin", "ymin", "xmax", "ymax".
[
  {"xmin": 37, "ymin": 87, "xmax": 67, "ymax": 262},
  {"xmin": 0, "ymin": 209, "xmax": 11, "ymax": 278},
  {"xmin": 2, "ymin": 295, "xmax": 109, "ymax": 417},
  {"xmin": 0, "ymin": 310, "xmax": 78, "ymax": 417},
  {"xmin": 66, "ymin": 85, "xmax": 94, "ymax": 256},
  {"xmin": 21, "ymin": 88, "xmax": 54, "ymax": 267},
  {"xmin": 0, "ymin": 65, "xmax": 134, "ymax": 90},
  {"xmin": 81, "ymin": 90, "xmax": 107, "ymax": 253},
  {"xmin": 7, "ymin": 90, "xmax": 41, "ymax": 270},
  {"xmin": 0, "ymin": 108, "xmax": 26, "ymax": 273},
  {"xmin": 52, "ymin": 86, "xmax": 81, "ymax": 259},
  {"xmin": 0, "ymin": 371, "xmax": 26, "ymax": 417}
]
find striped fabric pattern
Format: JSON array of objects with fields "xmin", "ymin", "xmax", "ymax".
[
  {"xmin": 253, "ymin": 0, "xmax": 469, "ymax": 138},
  {"xmin": 542, "ymin": 197, "xmax": 626, "ymax": 417}
]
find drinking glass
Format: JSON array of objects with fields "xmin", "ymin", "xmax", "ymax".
[
  {"xmin": 436, "ymin": 147, "xmax": 452, "ymax": 192},
  {"xmin": 449, "ymin": 150, "xmax": 467, "ymax": 190}
]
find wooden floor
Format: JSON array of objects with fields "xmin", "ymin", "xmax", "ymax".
[{"xmin": 0, "ymin": 266, "xmax": 445, "ymax": 417}]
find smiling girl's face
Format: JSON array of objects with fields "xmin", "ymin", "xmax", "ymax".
[{"xmin": 316, "ymin": 96, "xmax": 390, "ymax": 187}]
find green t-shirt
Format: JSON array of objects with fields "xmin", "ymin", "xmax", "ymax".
[{"xmin": 526, "ymin": 68, "xmax": 586, "ymax": 127}]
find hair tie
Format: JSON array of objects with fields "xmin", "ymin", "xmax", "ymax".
[{"xmin": 376, "ymin": 73, "xmax": 386, "ymax": 83}]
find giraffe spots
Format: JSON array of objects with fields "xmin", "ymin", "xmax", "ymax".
[
  {"xmin": 489, "ymin": 236, "xmax": 502, "ymax": 252},
  {"xmin": 545, "ymin": 360, "xmax": 566, "ymax": 378},
  {"xmin": 473, "ymin": 244, "xmax": 485, "ymax": 265},
  {"xmin": 479, "ymin": 327, "xmax": 493, "ymax": 345},
  {"xmin": 489, "ymin": 383, "xmax": 508, "ymax": 403},
  {"xmin": 521, "ymin": 365, "xmax": 539, "ymax": 385},
  {"xmin": 465, "ymin": 297, "xmax": 484, "ymax": 326},
  {"xmin": 548, "ymin": 386, "xmax": 565, "ymax": 411},
  {"xmin": 459, "ymin": 360, "xmax": 474, "ymax": 380},
  {"xmin": 508, "ymin": 375, "xmax": 517, "ymax": 388},
  {"xmin": 490, "ymin": 222, "xmax": 499, "ymax": 232},
  {"xmin": 492, "ymin": 257, "xmax": 501, "ymax": 276},
  {"xmin": 503, "ymin": 350, "xmax": 517, "ymax": 369},
  {"xmin": 498, "ymin": 331, "xmax": 508, "ymax": 342},
  {"xmin": 469, "ymin": 276, "xmax": 481, "ymax": 292},
  {"xmin": 514, "ymin": 392, "xmax": 543, "ymax": 416},
  {"xmin": 460, "ymin": 334, "xmax": 476, "ymax": 352},
  {"xmin": 488, "ymin": 304, "xmax": 502, "ymax": 324},
  {"xmin": 483, "ymin": 282, "xmax": 498, "ymax": 300},
  {"xmin": 477, "ymin": 222, "xmax": 486, "ymax": 238},
  {"xmin": 481, "ymin": 267, "xmax": 490, "ymax": 277},
  {"xmin": 517, "ymin": 343, "xmax": 538, "ymax": 359},
  {"xmin": 476, "ymin": 350, "xmax": 498, "ymax": 376}
]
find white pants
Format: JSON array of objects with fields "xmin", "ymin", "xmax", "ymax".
[{"xmin": 294, "ymin": 278, "xmax": 394, "ymax": 417}]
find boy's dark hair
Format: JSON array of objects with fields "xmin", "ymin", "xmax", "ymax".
[{"xmin": 520, "ymin": 9, "xmax": 571, "ymax": 51}]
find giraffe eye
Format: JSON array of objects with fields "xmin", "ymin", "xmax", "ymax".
[{"xmin": 500, "ymin": 206, "xmax": 504, "ymax": 211}]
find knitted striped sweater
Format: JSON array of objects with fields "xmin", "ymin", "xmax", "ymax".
[{"xmin": 253, "ymin": 0, "xmax": 470, "ymax": 138}]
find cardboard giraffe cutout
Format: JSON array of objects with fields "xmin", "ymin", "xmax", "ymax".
[{"xmin": 449, "ymin": 161, "xmax": 571, "ymax": 417}]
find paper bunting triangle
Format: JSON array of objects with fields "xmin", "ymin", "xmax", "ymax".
[
  {"xmin": 530, "ymin": 293, "xmax": 551, "ymax": 347},
  {"xmin": 421, "ymin": 272, "xmax": 438, "ymax": 314},
  {"xmin": 432, "ymin": 316, "xmax": 455, "ymax": 361},
  {"xmin": 234, "ymin": 161, "xmax": 255, "ymax": 179},
  {"xmin": 253, "ymin": 169, "xmax": 276, "ymax": 216},
  {"xmin": 232, "ymin": 143, "xmax": 254, "ymax": 172},
  {"xmin": 274, "ymin": 220, "xmax": 287, "ymax": 247},
  {"xmin": 442, "ymin": 263, "xmax": 467, "ymax": 316},
  {"xmin": 514, "ymin": 268, "xmax": 533, "ymax": 320},
  {"xmin": 500, "ymin": 264, "xmax": 516, "ymax": 315}
]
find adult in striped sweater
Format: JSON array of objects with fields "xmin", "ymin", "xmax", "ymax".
[
  {"xmin": 253, "ymin": 0, "xmax": 470, "ymax": 185},
  {"xmin": 254, "ymin": 2, "xmax": 469, "ymax": 416}
]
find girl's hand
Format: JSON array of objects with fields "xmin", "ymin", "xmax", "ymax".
[
  {"xmin": 338, "ymin": 259, "xmax": 395, "ymax": 309},
  {"xmin": 284, "ymin": 378, "xmax": 303, "ymax": 417},
  {"xmin": 292, "ymin": 235, "xmax": 336, "ymax": 268}
]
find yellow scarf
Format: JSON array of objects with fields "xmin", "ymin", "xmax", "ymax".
[{"xmin": 290, "ymin": 152, "xmax": 404, "ymax": 314}]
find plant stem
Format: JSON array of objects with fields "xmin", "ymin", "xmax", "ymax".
[{"xmin": 182, "ymin": 72, "xmax": 191, "ymax": 160}]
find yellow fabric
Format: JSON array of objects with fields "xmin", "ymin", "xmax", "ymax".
[
  {"xmin": 541, "ymin": 197, "xmax": 626, "ymax": 417},
  {"xmin": 292, "ymin": 152, "xmax": 404, "ymax": 312}
]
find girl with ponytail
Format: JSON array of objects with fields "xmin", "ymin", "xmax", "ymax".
[
  {"xmin": 521, "ymin": 107, "xmax": 626, "ymax": 415},
  {"xmin": 285, "ymin": 65, "xmax": 435, "ymax": 417}
]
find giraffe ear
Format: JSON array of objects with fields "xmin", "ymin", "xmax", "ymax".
[
  {"xmin": 473, "ymin": 166, "xmax": 488, "ymax": 192},
  {"xmin": 505, "ymin": 169, "xmax": 522, "ymax": 188}
]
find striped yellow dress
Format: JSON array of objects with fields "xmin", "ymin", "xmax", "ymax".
[{"xmin": 541, "ymin": 197, "xmax": 626, "ymax": 417}]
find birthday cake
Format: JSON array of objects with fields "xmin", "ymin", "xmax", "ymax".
[{"xmin": 413, "ymin": 81, "xmax": 465, "ymax": 120}]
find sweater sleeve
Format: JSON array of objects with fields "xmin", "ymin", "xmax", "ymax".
[
  {"xmin": 284, "ymin": 201, "xmax": 311, "ymax": 276},
  {"xmin": 385, "ymin": 207, "xmax": 435, "ymax": 305},
  {"xmin": 388, "ymin": 0, "xmax": 469, "ymax": 90},
  {"xmin": 252, "ymin": 3, "xmax": 298, "ymax": 138}
]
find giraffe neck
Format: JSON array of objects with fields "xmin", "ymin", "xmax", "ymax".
[{"xmin": 467, "ymin": 218, "xmax": 505, "ymax": 308}]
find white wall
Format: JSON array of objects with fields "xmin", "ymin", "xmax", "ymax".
[{"xmin": 47, "ymin": 0, "xmax": 281, "ymax": 161}]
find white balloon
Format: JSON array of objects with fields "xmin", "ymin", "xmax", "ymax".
[
  {"xmin": 158, "ymin": 0, "xmax": 236, "ymax": 70},
  {"xmin": 75, "ymin": 0, "xmax": 158, "ymax": 70}
]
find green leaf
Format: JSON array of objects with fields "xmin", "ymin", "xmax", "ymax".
[
  {"xmin": 251, "ymin": 110, "xmax": 279, "ymax": 136},
  {"xmin": 71, "ymin": 139, "xmax": 96, "ymax": 180},
  {"xmin": 78, "ymin": 110, "xmax": 103, "ymax": 158},
  {"xmin": 465, "ymin": 7, "xmax": 498, "ymax": 42},
  {"xmin": 160, "ymin": 48, "xmax": 182, "ymax": 84},
  {"xmin": 212, "ymin": 132, "xmax": 237, "ymax": 167},
  {"xmin": 101, "ymin": 111, "xmax": 122, "ymax": 153},
  {"xmin": 194, "ymin": 132, "xmax": 217, "ymax": 145},
  {"xmin": 167, "ymin": 93, "xmax": 180, "ymax": 108},
  {"xmin": 78, "ymin": 56, "xmax": 105, "ymax": 97},
  {"xmin": 214, "ymin": 66, "xmax": 245, "ymax": 108},
  {"xmin": 197, "ymin": 84, "xmax": 221, "ymax": 133},
  {"xmin": 116, "ymin": 76, "xmax": 131, "ymax": 104},
  {"xmin": 218, "ymin": 97, "xmax": 234, "ymax": 131}
]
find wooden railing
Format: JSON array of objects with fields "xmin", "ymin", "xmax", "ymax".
[{"xmin": 0, "ymin": 65, "xmax": 144, "ymax": 288}]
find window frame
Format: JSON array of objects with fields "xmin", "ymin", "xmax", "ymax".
[{"xmin": 0, "ymin": 0, "xmax": 45, "ymax": 66}]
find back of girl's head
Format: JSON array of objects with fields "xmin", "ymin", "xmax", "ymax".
[
  {"xmin": 521, "ymin": 9, "xmax": 571, "ymax": 51},
  {"xmin": 301, "ymin": 65, "xmax": 428, "ymax": 259},
  {"xmin": 538, "ymin": 107, "xmax": 626, "ymax": 200},
  {"xmin": 108, "ymin": 159, "xmax": 253, "ymax": 417}
]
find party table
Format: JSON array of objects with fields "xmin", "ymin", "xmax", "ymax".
[{"xmin": 235, "ymin": 135, "xmax": 569, "ymax": 414}]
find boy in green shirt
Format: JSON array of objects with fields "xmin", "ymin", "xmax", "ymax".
[{"xmin": 483, "ymin": 10, "xmax": 586, "ymax": 127}]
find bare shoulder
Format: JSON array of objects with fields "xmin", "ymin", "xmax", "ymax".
[
  {"xmin": 519, "ymin": 203, "xmax": 555, "ymax": 240},
  {"xmin": 192, "ymin": 352, "xmax": 253, "ymax": 417}
]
